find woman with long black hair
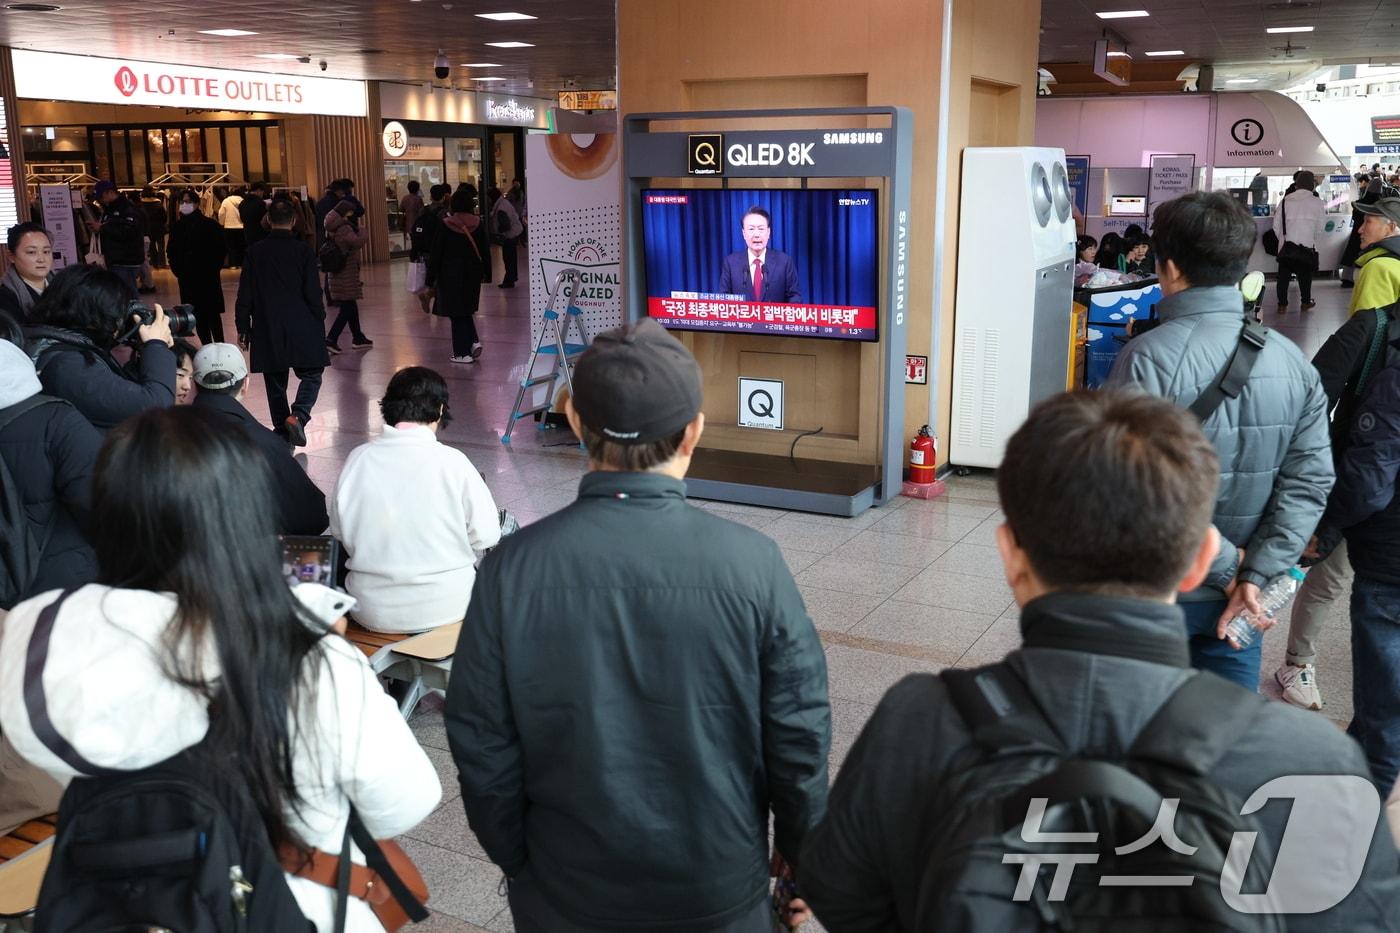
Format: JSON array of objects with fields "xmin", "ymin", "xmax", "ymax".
[{"xmin": 0, "ymin": 406, "xmax": 440, "ymax": 932}]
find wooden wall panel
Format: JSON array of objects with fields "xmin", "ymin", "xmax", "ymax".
[
  {"xmin": 309, "ymin": 109, "xmax": 388, "ymax": 262},
  {"xmin": 619, "ymin": 0, "xmax": 1043, "ymax": 467}
]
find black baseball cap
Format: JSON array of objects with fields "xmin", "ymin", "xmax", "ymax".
[
  {"xmin": 1355, "ymin": 197, "xmax": 1400, "ymax": 226},
  {"xmin": 572, "ymin": 319, "xmax": 703, "ymax": 444}
]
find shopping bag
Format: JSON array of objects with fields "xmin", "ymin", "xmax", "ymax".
[
  {"xmin": 85, "ymin": 232, "xmax": 105, "ymax": 268},
  {"xmin": 406, "ymin": 260, "xmax": 428, "ymax": 294}
]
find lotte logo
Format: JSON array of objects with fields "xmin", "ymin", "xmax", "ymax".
[{"xmin": 114, "ymin": 67, "xmax": 138, "ymax": 98}]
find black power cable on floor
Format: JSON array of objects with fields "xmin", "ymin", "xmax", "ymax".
[{"xmin": 789, "ymin": 426, "xmax": 824, "ymax": 465}]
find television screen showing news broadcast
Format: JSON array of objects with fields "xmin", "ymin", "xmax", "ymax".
[{"xmin": 641, "ymin": 188, "xmax": 880, "ymax": 341}]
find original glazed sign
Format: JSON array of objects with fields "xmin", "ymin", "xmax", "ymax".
[{"xmin": 12, "ymin": 50, "xmax": 367, "ymax": 117}]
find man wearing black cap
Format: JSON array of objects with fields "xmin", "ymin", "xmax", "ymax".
[{"xmin": 446, "ymin": 319, "xmax": 831, "ymax": 933}]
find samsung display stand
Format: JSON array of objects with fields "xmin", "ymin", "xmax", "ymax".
[{"xmin": 624, "ymin": 107, "xmax": 914, "ymax": 517}]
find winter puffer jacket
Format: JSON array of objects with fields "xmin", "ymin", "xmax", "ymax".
[
  {"xmin": 25, "ymin": 325, "xmax": 175, "ymax": 431},
  {"xmin": 1107, "ymin": 285, "xmax": 1334, "ymax": 594},
  {"xmin": 0, "ymin": 339, "xmax": 100, "ymax": 608},
  {"xmin": 324, "ymin": 211, "xmax": 368, "ymax": 302}
]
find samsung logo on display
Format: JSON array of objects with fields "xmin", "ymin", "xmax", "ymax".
[
  {"xmin": 485, "ymin": 98, "xmax": 537, "ymax": 124},
  {"xmin": 821, "ymin": 132, "xmax": 885, "ymax": 145}
]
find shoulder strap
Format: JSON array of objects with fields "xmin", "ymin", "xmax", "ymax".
[
  {"xmin": 942, "ymin": 663, "xmax": 1061, "ymax": 755},
  {"xmin": 1281, "ymin": 195, "xmax": 1288, "ymax": 237},
  {"xmin": 0, "ymin": 394, "xmax": 62, "ymax": 433},
  {"xmin": 23, "ymin": 589, "xmax": 121, "ymax": 778},
  {"xmin": 1356, "ymin": 308, "xmax": 1392, "ymax": 399},
  {"xmin": 1129, "ymin": 671, "xmax": 1265, "ymax": 772},
  {"xmin": 1187, "ymin": 321, "xmax": 1268, "ymax": 423},
  {"xmin": 347, "ymin": 809, "xmax": 429, "ymax": 923}
]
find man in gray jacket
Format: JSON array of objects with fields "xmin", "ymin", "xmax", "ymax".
[
  {"xmin": 447, "ymin": 319, "xmax": 831, "ymax": 932},
  {"xmin": 1107, "ymin": 191, "xmax": 1333, "ymax": 690}
]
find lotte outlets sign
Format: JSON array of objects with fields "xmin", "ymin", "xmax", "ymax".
[{"xmin": 12, "ymin": 50, "xmax": 367, "ymax": 117}]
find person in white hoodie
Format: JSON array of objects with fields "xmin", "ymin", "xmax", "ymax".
[
  {"xmin": 0, "ymin": 405, "xmax": 441, "ymax": 933},
  {"xmin": 330, "ymin": 366, "xmax": 501, "ymax": 633}
]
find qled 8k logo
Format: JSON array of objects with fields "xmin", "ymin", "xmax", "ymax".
[{"xmin": 114, "ymin": 67, "xmax": 138, "ymax": 98}]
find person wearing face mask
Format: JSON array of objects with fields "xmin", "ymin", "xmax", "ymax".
[
  {"xmin": 0, "ymin": 223, "xmax": 54, "ymax": 328},
  {"xmin": 166, "ymin": 189, "xmax": 228, "ymax": 345},
  {"xmin": 323, "ymin": 199, "xmax": 372, "ymax": 353}
]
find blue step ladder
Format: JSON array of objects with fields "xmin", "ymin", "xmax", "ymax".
[{"xmin": 502, "ymin": 268, "xmax": 591, "ymax": 445}]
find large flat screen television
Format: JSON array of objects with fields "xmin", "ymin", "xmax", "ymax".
[{"xmin": 640, "ymin": 187, "xmax": 880, "ymax": 341}]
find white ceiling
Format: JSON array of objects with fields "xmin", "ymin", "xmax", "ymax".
[
  {"xmin": 0, "ymin": 0, "xmax": 616, "ymax": 96},
  {"xmin": 1040, "ymin": 0, "xmax": 1400, "ymax": 87}
]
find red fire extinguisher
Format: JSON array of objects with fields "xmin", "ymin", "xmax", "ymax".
[{"xmin": 909, "ymin": 425, "xmax": 936, "ymax": 485}]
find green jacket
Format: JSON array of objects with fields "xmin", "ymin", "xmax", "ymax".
[
  {"xmin": 1351, "ymin": 244, "xmax": 1400, "ymax": 317},
  {"xmin": 447, "ymin": 471, "xmax": 831, "ymax": 931}
]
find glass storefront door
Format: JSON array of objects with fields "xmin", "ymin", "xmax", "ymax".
[{"xmin": 384, "ymin": 136, "xmax": 446, "ymax": 254}]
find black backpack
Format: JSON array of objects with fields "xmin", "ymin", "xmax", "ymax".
[
  {"xmin": 0, "ymin": 395, "xmax": 64, "ymax": 610},
  {"xmin": 318, "ymin": 238, "xmax": 348, "ymax": 275},
  {"xmin": 25, "ymin": 590, "xmax": 315, "ymax": 933},
  {"xmin": 409, "ymin": 208, "xmax": 442, "ymax": 257},
  {"xmin": 915, "ymin": 663, "xmax": 1284, "ymax": 933}
]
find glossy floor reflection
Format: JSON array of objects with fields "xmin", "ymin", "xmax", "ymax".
[{"xmin": 141, "ymin": 259, "xmax": 1360, "ymax": 931}]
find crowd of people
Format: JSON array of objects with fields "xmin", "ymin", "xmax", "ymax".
[{"xmin": 3, "ymin": 182, "xmax": 1400, "ymax": 932}]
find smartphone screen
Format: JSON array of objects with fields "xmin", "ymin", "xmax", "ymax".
[{"xmin": 279, "ymin": 535, "xmax": 339, "ymax": 587}]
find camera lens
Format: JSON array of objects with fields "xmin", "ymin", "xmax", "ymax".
[{"xmin": 167, "ymin": 304, "xmax": 199, "ymax": 338}]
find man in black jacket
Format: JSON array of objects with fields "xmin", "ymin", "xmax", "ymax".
[
  {"xmin": 1311, "ymin": 335, "xmax": 1400, "ymax": 791},
  {"xmin": 94, "ymin": 180, "xmax": 145, "ymax": 299},
  {"xmin": 240, "ymin": 181, "xmax": 271, "ymax": 250},
  {"xmin": 188, "ymin": 343, "xmax": 327, "ymax": 535},
  {"xmin": 1277, "ymin": 200, "xmax": 1400, "ymax": 710},
  {"xmin": 800, "ymin": 390, "xmax": 1400, "ymax": 933},
  {"xmin": 234, "ymin": 197, "xmax": 327, "ymax": 447},
  {"xmin": 447, "ymin": 319, "xmax": 830, "ymax": 933}
]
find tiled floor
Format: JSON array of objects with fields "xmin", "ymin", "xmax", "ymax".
[{"xmin": 144, "ymin": 257, "xmax": 1360, "ymax": 930}]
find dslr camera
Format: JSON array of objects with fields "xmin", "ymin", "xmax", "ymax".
[{"xmin": 118, "ymin": 301, "xmax": 198, "ymax": 345}]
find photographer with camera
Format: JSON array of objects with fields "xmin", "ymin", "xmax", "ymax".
[{"xmin": 24, "ymin": 264, "xmax": 193, "ymax": 431}]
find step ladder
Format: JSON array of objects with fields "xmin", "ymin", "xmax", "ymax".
[{"xmin": 502, "ymin": 268, "xmax": 592, "ymax": 445}]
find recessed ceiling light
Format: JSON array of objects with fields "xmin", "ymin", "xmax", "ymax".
[
  {"xmin": 476, "ymin": 11, "xmax": 537, "ymax": 20},
  {"xmin": 1226, "ymin": 78, "xmax": 1259, "ymax": 84},
  {"xmin": 1096, "ymin": 10, "xmax": 1149, "ymax": 19},
  {"xmin": 199, "ymin": 28, "xmax": 258, "ymax": 37},
  {"xmin": 485, "ymin": 41, "xmax": 534, "ymax": 48},
  {"xmin": 255, "ymin": 53, "xmax": 298, "ymax": 60},
  {"xmin": 461, "ymin": 62, "xmax": 503, "ymax": 67},
  {"xmin": 4, "ymin": 4, "xmax": 62, "ymax": 11},
  {"xmin": 473, "ymin": 76, "xmax": 507, "ymax": 82},
  {"xmin": 1266, "ymin": 25, "xmax": 1313, "ymax": 33},
  {"xmin": 1145, "ymin": 49, "xmax": 1184, "ymax": 56}
]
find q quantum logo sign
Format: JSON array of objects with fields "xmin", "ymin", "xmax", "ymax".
[
  {"xmin": 688, "ymin": 134, "xmax": 724, "ymax": 176},
  {"xmin": 382, "ymin": 121, "xmax": 409, "ymax": 158},
  {"xmin": 114, "ymin": 66, "xmax": 139, "ymax": 98}
]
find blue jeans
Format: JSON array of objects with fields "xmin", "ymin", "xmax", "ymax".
[
  {"xmin": 1180, "ymin": 597, "xmax": 1261, "ymax": 690},
  {"xmin": 1348, "ymin": 577, "xmax": 1400, "ymax": 793},
  {"xmin": 109, "ymin": 264, "xmax": 141, "ymax": 300}
]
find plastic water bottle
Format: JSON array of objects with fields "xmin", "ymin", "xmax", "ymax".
[{"xmin": 1223, "ymin": 567, "xmax": 1307, "ymax": 649}]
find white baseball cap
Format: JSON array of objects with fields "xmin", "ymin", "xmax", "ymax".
[{"xmin": 192, "ymin": 343, "xmax": 248, "ymax": 390}]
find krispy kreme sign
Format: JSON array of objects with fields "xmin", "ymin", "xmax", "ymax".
[{"xmin": 13, "ymin": 50, "xmax": 367, "ymax": 117}]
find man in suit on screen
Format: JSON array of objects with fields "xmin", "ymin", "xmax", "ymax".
[{"xmin": 719, "ymin": 206, "xmax": 802, "ymax": 304}]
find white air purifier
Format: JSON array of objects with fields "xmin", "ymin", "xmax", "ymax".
[{"xmin": 951, "ymin": 147, "xmax": 1077, "ymax": 468}]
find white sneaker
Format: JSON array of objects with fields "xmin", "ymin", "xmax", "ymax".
[
  {"xmin": 450, "ymin": 355, "xmax": 476, "ymax": 365},
  {"xmin": 1276, "ymin": 662, "xmax": 1323, "ymax": 710}
]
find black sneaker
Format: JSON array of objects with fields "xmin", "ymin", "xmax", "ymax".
[
  {"xmin": 325, "ymin": 340, "xmax": 343, "ymax": 355},
  {"xmin": 284, "ymin": 416, "xmax": 307, "ymax": 448},
  {"xmin": 352, "ymin": 337, "xmax": 374, "ymax": 349}
]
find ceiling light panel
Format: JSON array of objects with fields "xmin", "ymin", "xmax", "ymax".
[{"xmin": 476, "ymin": 12, "xmax": 537, "ymax": 21}]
